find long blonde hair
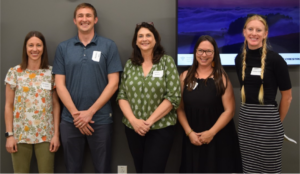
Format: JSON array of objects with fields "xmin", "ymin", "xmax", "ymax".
[{"xmin": 241, "ymin": 15, "xmax": 268, "ymax": 104}]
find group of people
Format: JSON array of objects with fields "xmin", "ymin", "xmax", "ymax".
[{"xmin": 4, "ymin": 2, "xmax": 292, "ymax": 173}]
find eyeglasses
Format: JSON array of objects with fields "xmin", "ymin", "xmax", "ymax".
[
  {"xmin": 136, "ymin": 22, "xmax": 154, "ymax": 27},
  {"xmin": 247, "ymin": 14, "xmax": 267, "ymax": 20},
  {"xmin": 196, "ymin": 49, "xmax": 214, "ymax": 56}
]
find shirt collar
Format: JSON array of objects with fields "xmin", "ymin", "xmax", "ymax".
[{"xmin": 73, "ymin": 33, "xmax": 98, "ymax": 45}]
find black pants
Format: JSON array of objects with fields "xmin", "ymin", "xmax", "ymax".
[
  {"xmin": 60, "ymin": 120, "xmax": 112, "ymax": 173},
  {"xmin": 125, "ymin": 125, "xmax": 175, "ymax": 173}
]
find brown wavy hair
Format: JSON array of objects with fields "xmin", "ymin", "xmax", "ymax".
[
  {"xmin": 131, "ymin": 22, "xmax": 165, "ymax": 66},
  {"xmin": 184, "ymin": 35, "xmax": 228, "ymax": 95},
  {"xmin": 20, "ymin": 31, "xmax": 49, "ymax": 70}
]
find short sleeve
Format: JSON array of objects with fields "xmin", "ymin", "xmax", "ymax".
[
  {"xmin": 163, "ymin": 56, "xmax": 181, "ymax": 109},
  {"xmin": 116, "ymin": 60, "xmax": 131, "ymax": 102},
  {"xmin": 273, "ymin": 55, "xmax": 291, "ymax": 91},
  {"xmin": 52, "ymin": 44, "xmax": 66, "ymax": 75},
  {"xmin": 4, "ymin": 67, "xmax": 17, "ymax": 90},
  {"xmin": 106, "ymin": 41, "xmax": 123, "ymax": 74}
]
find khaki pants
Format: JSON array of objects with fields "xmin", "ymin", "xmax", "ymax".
[{"xmin": 11, "ymin": 142, "xmax": 54, "ymax": 173}]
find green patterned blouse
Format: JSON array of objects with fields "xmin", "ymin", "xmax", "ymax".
[{"xmin": 117, "ymin": 55, "xmax": 181, "ymax": 130}]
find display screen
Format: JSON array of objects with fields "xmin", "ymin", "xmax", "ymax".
[{"xmin": 177, "ymin": 0, "xmax": 300, "ymax": 66}]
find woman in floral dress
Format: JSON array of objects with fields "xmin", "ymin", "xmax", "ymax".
[{"xmin": 4, "ymin": 31, "xmax": 60, "ymax": 173}]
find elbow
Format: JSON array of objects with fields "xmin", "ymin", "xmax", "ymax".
[
  {"xmin": 53, "ymin": 101, "xmax": 60, "ymax": 111},
  {"xmin": 5, "ymin": 104, "xmax": 14, "ymax": 114},
  {"xmin": 287, "ymin": 95, "xmax": 292, "ymax": 104},
  {"xmin": 111, "ymin": 83, "xmax": 119, "ymax": 93},
  {"xmin": 231, "ymin": 110, "xmax": 235, "ymax": 119}
]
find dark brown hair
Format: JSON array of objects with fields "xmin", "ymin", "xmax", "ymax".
[
  {"xmin": 184, "ymin": 35, "xmax": 228, "ymax": 95},
  {"xmin": 21, "ymin": 31, "xmax": 49, "ymax": 70},
  {"xmin": 74, "ymin": 3, "xmax": 97, "ymax": 18},
  {"xmin": 131, "ymin": 22, "xmax": 165, "ymax": 66}
]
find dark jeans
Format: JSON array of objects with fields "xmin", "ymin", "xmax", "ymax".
[
  {"xmin": 60, "ymin": 120, "xmax": 112, "ymax": 173},
  {"xmin": 125, "ymin": 125, "xmax": 175, "ymax": 173}
]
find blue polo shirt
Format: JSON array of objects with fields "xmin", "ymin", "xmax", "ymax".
[{"xmin": 52, "ymin": 33, "xmax": 123, "ymax": 124}]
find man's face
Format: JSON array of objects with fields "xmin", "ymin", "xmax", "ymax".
[{"xmin": 73, "ymin": 7, "xmax": 98, "ymax": 33}]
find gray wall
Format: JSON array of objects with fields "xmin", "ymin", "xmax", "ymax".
[{"xmin": 1, "ymin": 0, "xmax": 299, "ymax": 173}]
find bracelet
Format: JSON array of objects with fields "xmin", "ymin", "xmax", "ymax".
[{"xmin": 186, "ymin": 129, "xmax": 193, "ymax": 137}]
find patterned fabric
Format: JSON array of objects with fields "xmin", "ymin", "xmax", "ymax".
[
  {"xmin": 117, "ymin": 55, "xmax": 181, "ymax": 130},
  {"xmin": 4, "ymin": 65, "xmax": 55, "ymax": 144},
  {"xmin": 238, "ymin": 103, "xmax": 284, "ymax": 173}
]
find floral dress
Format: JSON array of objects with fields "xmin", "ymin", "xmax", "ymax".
[{"xmin": 5, "ymin": 65, "xmax": 55, "ymax": 144}]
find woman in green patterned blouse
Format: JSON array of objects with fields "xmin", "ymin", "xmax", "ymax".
[
  {"xmin": 117, "ymin": 22, "xmax": 181, "ymax": 173},
  {"xmin": 4, "ymin": 31, "xmax": 60, "ymax": 173}
]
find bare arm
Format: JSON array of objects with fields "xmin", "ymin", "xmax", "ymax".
[
  {"xmin": 50, "ymin": 90, "xmax": 60, "ymax": 152},
  {"xmin": 55, "ymin": 74, "xmax": 78, "ymax": 116},
  {"xmin": 74, "ymin": 72, "xmax": 120, "ymax": 127},
  {"xmin": 199, "ymin": 75, "xmax": 235, "ymax": 144},
  {"xmin": 279, "ymin": 89, "xmax": 292, "ymax": 122},
  {"xmin": 55, "ymin": 74, "xmax": 94, "ymax": 135},
  {"xmin": 177, "ymin": 71, "xmax": 202, "ymax": 146},
  {"xmin": 146, "ymin": 56, "xmax": 180, "ymax": 128},
  {"xmin": 119, "ymin": 99, "xmax": 150, "ymax": 136},
  {"xmin": 146, "ymin": 100, "xmax": 173, "ymax": 126},
  {"xmin": 5, "ymin": 84, "xmax": 18, "ymax": 153}
]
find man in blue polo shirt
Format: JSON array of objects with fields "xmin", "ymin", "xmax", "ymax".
[{"xmin": 52, "ymin": 3, "xmax": 123, "ymax": 173}]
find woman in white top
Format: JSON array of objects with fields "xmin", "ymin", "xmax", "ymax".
[{"xmin": 4, "ymin": 31, "xmax": 60, "ymax": 173}]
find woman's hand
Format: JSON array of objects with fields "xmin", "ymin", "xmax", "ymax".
[
  {"xmin": 188, "ymin": 131, "xmax": 202, "ymax": 146},
  {"xmin": 130, "ymin": 118, "xmax": 150, "ymax": 136},
  {"xmin": 197, "ymin": 130, "xmax": 215, "ymax": 145},
  {"xmin": 6, "ymin": 136, "xmax": 18, "ymax": 153},
  {"xmin": 49, "ymin": 135, "xmax": 60, "ymax": 152}
]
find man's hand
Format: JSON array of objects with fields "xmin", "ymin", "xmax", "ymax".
[
  {"xmin": 78, "ymin": 124, "xmax": 95, "ymax": 136},
  {"xmin": 73, "ymin": 110, "xmax": 95, "ymax": 128}
]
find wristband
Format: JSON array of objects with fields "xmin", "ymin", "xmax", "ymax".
[{"xmin": 186, "ymin": 129, "xmax": 193, "ymax": 136}]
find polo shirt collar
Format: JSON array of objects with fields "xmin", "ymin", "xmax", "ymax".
[{"xmin": 73, "ymin": 33, "xmax": 98, "ymax": 45}]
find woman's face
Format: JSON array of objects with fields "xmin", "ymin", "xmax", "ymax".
[
  {"xmin": 195, "ymin": 40, "xmax": 214, "ymax": 67},
  {"xmin": 26, "ymin": 36, "xmax": 43, "ymax": 61},
  {"xmin": 136, "ymin": 27, "xmax": 156, "ymax": 53},
  {"xmin": 243, "ymin": 19, "xmax": 268, "ymax": 50}
]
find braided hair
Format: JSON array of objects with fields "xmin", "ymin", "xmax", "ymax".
[{"xmin": 241, "ymin": 15, "xmax": 268, "ymax": 104}]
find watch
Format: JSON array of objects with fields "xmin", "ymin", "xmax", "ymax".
[{"xmin": 5, "ymin": 132, "xmax": 13, "ymax": 137}]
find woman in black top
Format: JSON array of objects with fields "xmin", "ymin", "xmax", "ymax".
[
  {"xmin": 178, "ymin": 35, "xmax": 242, "ymax": 173},
  {"xmin": 235, "ymin": 14, "xmax": 292, "ymax": 173}
]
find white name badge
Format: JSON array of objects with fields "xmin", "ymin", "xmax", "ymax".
[
  {"xmin": 92, "ymin": 51, "xmax": 101, "ymax": 62},
  {"xmin": 41, "ymin": 82, "xmax": 52, "ymax": 90},
  {"xmin": 153, "ymin": 70, "xmax": 163, "ymax": 77},
  {"xmin": 250, "ymin": 67, "xmax": 261, "ymax": 76}
]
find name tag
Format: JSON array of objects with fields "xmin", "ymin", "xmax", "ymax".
[
  {"xmin": 186, "ymin": 82, "xmax": 198, "ymax": 90},
  {"xmin": 41, "ymin": 82, "xmax": 52, "ymax": 90},
  {"xmin": 153, "ymin": 70, "xmax": 163, "ymax": 77},
  {"xmin": 250, "ymin": 67, "xmax": 261, "ymax": 76},
  {"xmin": 92, "ymin": 51, "xmax": 101, "ymax": 62}
]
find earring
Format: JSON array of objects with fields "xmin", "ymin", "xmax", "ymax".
[{"xmin": 211, "ymin": 61, "xmax": 215, "ymax": 68}]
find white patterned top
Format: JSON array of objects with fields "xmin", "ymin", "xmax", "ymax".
[{"xmin": 4, "ymin": 65, "xmax": 55, "ymax": 144}]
